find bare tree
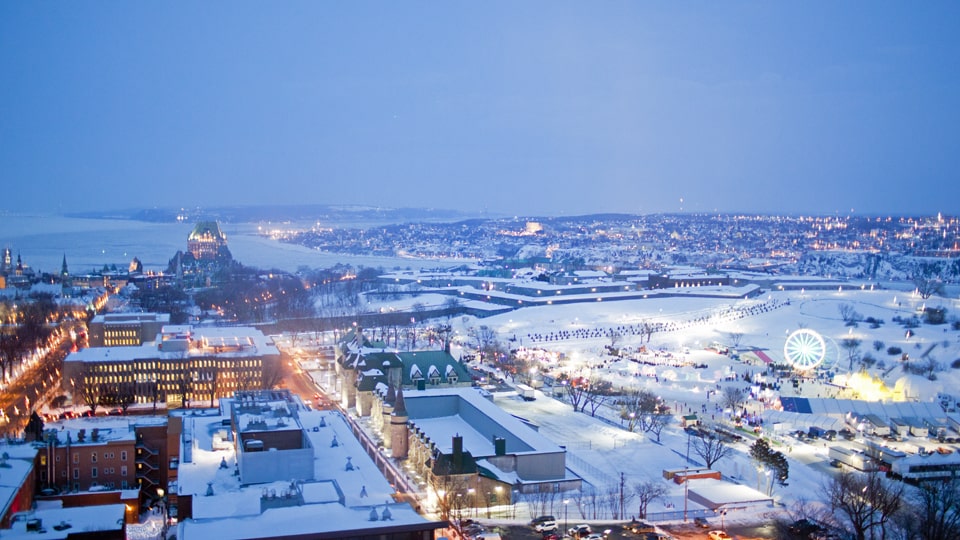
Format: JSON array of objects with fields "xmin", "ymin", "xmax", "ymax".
[
  {"xmin": 823, "ymin": 471, "xmax": 904, "ymax": 540},
  {"xmin": 0, "ymin": 331, "xmax": 23, "ymax": 382},
  {"xmin": 841, "ymin": 338, "xmax": 863, "ymax": 370},
  {"xmin": 72, "ymin": 365, "xmax": 103, "ymax": 416},
  {"xmin": 897, "ymin": 476, "xmax": 960, "ymax": 540},
  {"xmin": 839, "ymin": 303, "xmax": 862, "ymax": 326},
  {"xmin": 641, "ymin": 415, "xmax": 671, "ymax": 443},
  {"xmin": 721, "ymin": 386, "xmax": 747, "ymax": 414},
  {"xmin": 582, "ymin": 377, "xmax": 615, "ymax": 417},
  {"xmin": 633, "ymin": 479, "xmax": 667, "ymax": 519},
  {"xmin": 915, "ymin": 278, "xmax": 945, "ymax": 300},
  {"xmin": 609, "ymin": 330, "xmax": 622, "ymax": 350},
  {"xmin": 101, "ymin": 381, "xmax": 136, "ymax": 414},
  {"xmin": 619, "ymin": 389, "xmax": 661, "ymax": 432},
  {"xmin": 727, "ymin": 331, "xmax": 745, "ymax": 349},
  {"xmin": 690, "ymin": 430, "xmax": 732, "ymax": 469}
]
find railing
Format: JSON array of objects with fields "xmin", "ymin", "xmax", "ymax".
[{"xmin": 136, "ymin": 443, "xmax": 157, "ymax": 456}]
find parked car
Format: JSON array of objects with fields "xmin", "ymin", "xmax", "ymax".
[
  {"xmin": 707, "ymin": 531, "xmax": 732, "ymax": 540},
  {"xmin": 530, "ymin": 515, "xmax": 556, "ymax": 527},
  {"xmin": 568, "ymin": 524, "xmax": 592, "ymax": 537},
  {"xmin": 789, "ymin": 518, "xmax": 824, "ymax": 537},
  {"xmin": 628, "ymin": 520, "xmax": 656, "ymax": 534},
  {"xmin": 829, "ymin": 458, "xmax": 843, "ymax": 468},
  {"xmin": 534, "ymin": 520, "xmax": 558, "ymax": 533},
  {"xmin": 693, "ymin": 517, "xmax": 711, "ymax": 529}
]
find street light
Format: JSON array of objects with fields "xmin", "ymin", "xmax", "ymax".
[{"xmin": 563, "ymin": 499, "xmax": 569, "ymax": 533}]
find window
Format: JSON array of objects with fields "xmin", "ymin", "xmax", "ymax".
[
  {"xmin": 120, "ymin": 451, "xmax": 127, "ymax": 461},
  {"xmin": 121, "ymin": 466, "xmax": 127, "ymax": 476},
  {"xmin": 91, "ymin": 452, "xmax": 97, "ymax": 463},
  {"xmin": 73, "ymin": 469, "xmax": 79, "ymax": 479},
  {"xmin": 72, "ymin": 453, "xmax": 79, "ymax": 464},
  {"xmin": 55, "ymin": 455, "xmax": 60, "ymax": 463}
]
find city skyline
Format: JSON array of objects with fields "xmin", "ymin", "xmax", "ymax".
[{"xmin": 2, "ymin": 2, "xmax": 959, "ymax": 217}]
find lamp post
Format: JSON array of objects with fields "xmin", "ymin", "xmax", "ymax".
[
  {"xmin": 683, "ymin": 467, "xmax": 689, "ymax": 522},
  {"xmin": 563, "ymin": 499, "xmax": 569, "ymax": 533},
  {"xmin": 156, "ymin": 487, "xmax": 168, "ymax": 539}
]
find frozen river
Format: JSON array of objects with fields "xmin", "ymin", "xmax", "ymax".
[{"xmin": 0, "ymin": 214, "xmax": 470, "ymax": 275}]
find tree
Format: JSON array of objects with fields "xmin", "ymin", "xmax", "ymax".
[
  {"xmin": 642, "ymin": 415, "xmax": 671, "ymax": 442},
  {"xmin": 727, "ymin": 331, "xmax": 745, "ymax": 349},
  {"xmin": 100, "ymin": 381, "xmax": 136, "ymax": 414},
  {"xmin": 619, "ymin": 389, "xmax": 661, "ymax": 432},
  {"xmin": 839, "ymin": 303, "xmax": 862, "ymax": 326},
  {"xmin": 690, "ymin": 429, "xmax": 732, "ymax": 469},
  {"xmin": 469, "ymin": 325, "xmax": 500, "ymax": 363},
  {"xmin": 823, "ymin": 471, "xmax": 904, "ymax": 540},
  {"xmin": 633, "ymin": 479, "xmax": 667, "ymax": 519},
  {"xmin": 0, "ymin": 331, "xmax": 23, "ymax": 382},
  {"xmin": 916, "ymin": 278, "xmax": 946, "ymax": 300},
  {"xmin": 841, "ymin": 338, "xmax": 863, "ymax": 370},
  {"xmin": 262, "ymin": 359, "xmax": 288, "ymax": 390},
  {"xmin": 897, "ymin": 476, "xmax": 960, "ymax": 540},
  {"xmin": 581, "ymin": 377, "xmax": 615, "ymax": 417},
  {"xmin": 72, "ymin": 366, "xmax": 103, "ymax": 416},
  {"xmin": 721, "ymin": 386, "xmax": 747, "ymax": 414}
]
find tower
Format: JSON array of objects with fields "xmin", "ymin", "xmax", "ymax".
[{"xmin": 390, "ymin": 387, "xmax": 409, "ymax": 460}]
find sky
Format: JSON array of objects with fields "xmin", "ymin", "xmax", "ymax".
[{"xmin": 2, "ymin": 2, "xmax": 959, "ymax": 218}]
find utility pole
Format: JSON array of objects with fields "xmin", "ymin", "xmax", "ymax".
[{"xmin": 619, "ymin": 472, "xmax": 626, "ymax": 519}]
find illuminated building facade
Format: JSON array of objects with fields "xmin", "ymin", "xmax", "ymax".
[
  {"xmin": 63, "ymin": 325, "xmax": 281, "ymax": 408},
  {"xmin": 88, "ymin": 312, "xmax": 171, "ymax": 347},
  {"xmin": 186, "ymin": 221, "xmax": 228, "ymax": 261}
]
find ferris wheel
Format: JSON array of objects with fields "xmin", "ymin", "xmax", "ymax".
[{"xmin": 784, "ymin": 329, "xmax": 827, "ymax": 371}]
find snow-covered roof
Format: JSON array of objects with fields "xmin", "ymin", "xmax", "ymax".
[{"xmin": 4, "ymin": 504, "xmax": 125, "ymax": 539}]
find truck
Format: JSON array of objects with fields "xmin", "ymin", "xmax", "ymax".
[
  {"xmin": 517, "ymin": 384, "xmax": 536, "ymax": 401},
  {"xmin": 828, "ymin": 446, "xmax": 876, "ymax": 471}
]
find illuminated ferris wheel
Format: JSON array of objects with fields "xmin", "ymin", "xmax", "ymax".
[{"xmin": 784, "ymin": 329, "xmax": 827, "ymax": 371}]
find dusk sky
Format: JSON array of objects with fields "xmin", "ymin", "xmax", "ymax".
[{"xmin": 2, "ymin": 2, "xmax": 958, "ymax": 218}]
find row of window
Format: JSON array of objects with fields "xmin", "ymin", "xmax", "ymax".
[
  {"xmin": 70, "ymin": 451, "xmax": 128, "ymax": 464},
  {"xmin": 88, "ymin": 359, "xmax": 264, "ymax": 374}
]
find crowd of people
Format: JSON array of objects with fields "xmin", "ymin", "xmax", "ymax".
[{"xmin": 525, "ymin": 297, "xmax": 787, "ymax": 344}]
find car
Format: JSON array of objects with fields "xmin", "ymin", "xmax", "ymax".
[
  {"xmin": 568, "ymin": 524, "xmax": 592, "ymax": 537},
  {"xmin": 789, "ymin": 518, "xmax": 824, "ymax": 536},
  {"xmin": 693, "ymin": 517, "xmax": 711, "ymax": 529},
  {"xmin": 530, "ymin": 515, "xmax": 556, "ymax": 527},
  {"xmin": 541, "ymin": 534, "xmax": 561, "ymax": 540},
  {"xmin": 829, "ymin": 458, "xmax": 843, "ymax": 468},
  {"xmin": 707, "ymin": 531, "xmax": 731, "ymax": 540},
  {"xmin": 643, "ymin": 534, "xmax": 674, "ymax": 540},
  {"xmin": 534, "ymin": 520, "xmax": 558, "ymax": 533},
  {"xmin": 628, "ymin": 520, "xmax": 656, "ymax": 534},
  {"xmin": 584, "ymin": 534, "xmax": 605, "ymax": 540}
]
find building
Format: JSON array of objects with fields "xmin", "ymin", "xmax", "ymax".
[
  {"xmin": 187, "ymin": 222, "xmax": 228, "ymax": 261},
  {"xmin": 334, "ymin": 329, "xmax": 471, "ymax": 416},
  {"xmin": 174, "ymin": 390, "xmax": 445, "ymax": 539},
  {"xmin": 63, "ymin": 325, "xmax": 281, "ymax": 408},
  {"xmin": 29, "ymin": 415, "xmax": 178, "ymax": 522},
  {"xmin": 3, "ymin": 503, "xmax": 127, "ymax": 539},
  {"xmin": 372, "ymin": 387, "xmax": 582, "ymax": 506},
  {"xmin": 87, "ymin": 312, "xmax": 171, "ymax": 348}
]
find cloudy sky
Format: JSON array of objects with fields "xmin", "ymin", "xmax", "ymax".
[{"xmin": 2, "ymin": 2, "xmax": 958, "ymax": 217}]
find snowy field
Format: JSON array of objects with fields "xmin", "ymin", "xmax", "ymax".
[{"xmin": 365, "ymin": 285, "xmax": 960, "ymax": 527}]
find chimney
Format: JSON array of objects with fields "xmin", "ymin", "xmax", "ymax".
[
  {"xmin": 494, "ymin": 436, "xmax": 506, "ymax": 456},
  {"xmin": 453, "ymin": 434, "xmax": 463, "ymax": 471}
]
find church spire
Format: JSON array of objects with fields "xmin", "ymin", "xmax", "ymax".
[{"xmin": 61, "ymin": 254, "xmax": 69, "ymax": 278}]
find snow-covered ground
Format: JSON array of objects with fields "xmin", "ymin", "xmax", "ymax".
[{"xmin": 362, "ymin": 285, "xmax": 960, "ymax": 528}]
